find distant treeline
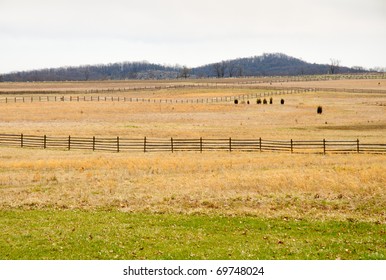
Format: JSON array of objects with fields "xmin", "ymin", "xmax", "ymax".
[
  {"xmin": 0, "ymin": 61, "xmax": 181, "ymax": 82},
  {"xmin": 0, "ymin": 53, "xmax": 371, "ymax": 82}
]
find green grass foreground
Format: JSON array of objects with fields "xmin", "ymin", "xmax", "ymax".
[{"xmin": 0, "ymin": 210, "xmax": 385, "ymax": 260}]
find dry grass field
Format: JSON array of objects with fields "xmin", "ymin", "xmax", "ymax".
[
  {"xmin": 0, "ymin": 78, "xmax": 274, "ymax": 93},
  {"xmin": 0, "ymin": 148, "xmax": 385, "ymax": 223},
  {"xmin": 0, "ymin": 78, "xmax": 385, "ymax": 218},
  {"xmin": 0, "ymin": 77, "xmax": 385, "ymax": 259},
  {"xmin": 0, "ymin": 88, "xmax": 385, "ymax": 141}
]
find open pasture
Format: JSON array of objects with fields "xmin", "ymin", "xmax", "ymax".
[
  {"xmin": 0, "ymin": 78, "xmax": 385, "ymax": 213},
  {"xmin": 0, "ymin": 77, "xmax": 385, "ymax": 259},
  {"xmin": 0, "ymin": 78, "xmax": 280, "ymax": 94},
  {"xmin": 0, "ymin": 147, "xmax": 385, "ymax": 221},
  {"xmin": 0, "ymin": 84, "xmax": 385, "ymax": 141}
]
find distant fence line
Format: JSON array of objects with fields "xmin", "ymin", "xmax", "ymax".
[
  {"xmin": 1, "ymin": 86, "xmax": 385, "ymax": 104},
  {"xmin": 1, "ymin": 72, "xmax": 386, "ymax": 99},
  {"xmin": 0, "ymin": 133, "xmax": 385, "ymax": 154},
  {"xmin": 0, "ymin": 88, "xmax": 311, "ymax": 104},
  {"xmin": 0, "ymin": 81, "xmax": 294, "ymax": 96}
]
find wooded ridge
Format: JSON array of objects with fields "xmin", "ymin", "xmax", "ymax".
[{"xmin": 0, "ymin": 53, "xmax": 371, "ymax": 82}]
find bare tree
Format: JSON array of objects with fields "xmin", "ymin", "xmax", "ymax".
[
  {"xmin": 179, "ymin": 66, "xmax": 190, "ymax": 79},
  {"xmin": 84, "ymin": 67, "xmax": 90, "ymax": 81},
  {"xmin": 329, "ymin": 58, "xmax": 341, "ymax": 74},
  {"xmin": 220, "ymin": 61, "xmax": 227, "ymax": 77},
  {"xmin": 213, "ymin": 63, "xmax": 222, "ymax": 78},
  {"xmin": 213, "ymin": 61, "xmax": 227, "ymax": 78},
  {"xmin": 236, "ymin": 65, "xmax": 243, "ymax": 77},
  {"xmin": 228, "ymin": 61, "xmax": 237, "ymax": 77}
]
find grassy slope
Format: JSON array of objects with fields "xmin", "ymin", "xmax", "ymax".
[{"xmin": 1, "ymin": 210, "xmax": 385, "ymax": 260}]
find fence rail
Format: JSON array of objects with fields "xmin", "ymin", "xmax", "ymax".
[
  {"xmin": 0, "ymin": 133, "xmax": 385, "ymax": 154},
  {"xmin": 1, "ymin": 85, "xmax": 386, "ymax": 105},
  {"xmin": 0, "ymin": 88, "xmax": 315, "ymax": 104}
]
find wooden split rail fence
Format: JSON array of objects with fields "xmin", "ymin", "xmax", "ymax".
[
  {"xmin": 0, "ymin": 88, "xmax": 311, "ymax": 104},
  {"xmin": 0, "ymin": 133, "xmax": 385, "ymax": 154},
  {"xmin": 2, "ymin": 85, "xmax": 386, "ymax": 105}
]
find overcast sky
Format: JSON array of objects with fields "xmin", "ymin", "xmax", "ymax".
[{"xmin": 0, "ymin": 0, "xmax": 385, "ymax": 73}]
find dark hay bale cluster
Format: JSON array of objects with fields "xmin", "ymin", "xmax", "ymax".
[
  {"xmin": 244, "ymin": 96, "xmax": 286, "ymax": 106},
  {"xmin": 317, "ymin": 106, "xmax": 323, "ymax": 114},
  {"xmin": 233, "ymin": 99, "xmax": 251, "ymax": 105},
  {"xmin": 257, "ymin": 97, "xmax": 277, "ymax": 105}
]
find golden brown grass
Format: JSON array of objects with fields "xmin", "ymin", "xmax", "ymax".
[
  {"xmin": 0, "ymin": 78, "xmax": 278, "ymax": 93},
  {"xmin": 0, "ymin": 89, "xmax": 385, "ymax": 141},
  {"xmin": 0, "ymin": 147, "xmax": 385, "ymax": 223},
  {"xmin": 0, "ymin": 79, "xmax": 385, "ymax": 224}
]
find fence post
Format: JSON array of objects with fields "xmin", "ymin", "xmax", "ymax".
[
  {"xmin": 290, "ymin": 139, "xmax": 293, "ymax": 153},
  {"xmin": 171, "ymin": 137, "xmax": 174, "ymax": 153},
  {"xmin": 229, "ymin": 137, "xmax": 232, "ymax": 152},
  {"xmin": 68, "ymin": 136, "xmax": 71, "ymax": 150},
  {"xmin": 200, "ymin": 137, "xmax": 203, "ymax": 153},
  {"xmin": 93, "ymin": 136, "xmax": 95, "ymax": 151},
  {"xmin": 259, "ymin": 137, "xmax": 262, "ymax": 152},
  {"xmin": 117, "ymin": 136, "xmax": 120, "ymax": 152},
  {"xmin": 144, "ymin": 137, "xmax": 147, "ymax": 153},
  {"xmin": 43, "ymin": 135, "xmax": 47, "ymax": 149},
  {"xmin": 323, "ymin": 139, "xmax": 326, "ymax": 154},
  {"xmin": 357, "ymin": 139, "xmax": 360, "ymax": 153},
  {"xmin": 21, "ymin": 133, "xmax": 23, "ymax": 148}
]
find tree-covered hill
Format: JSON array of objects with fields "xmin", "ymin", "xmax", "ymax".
[
  {"xmin": 0, "ymin": 53, "xmax": 367, "ymax": 82},
  {"xmin": 191, "ymin": 53, "xmax": 364, "ymax": 77}
]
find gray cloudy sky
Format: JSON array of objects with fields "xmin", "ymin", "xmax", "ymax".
[{"xmin": 0, "ymin": 0, "xmax": 385, "ymax": 73}]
